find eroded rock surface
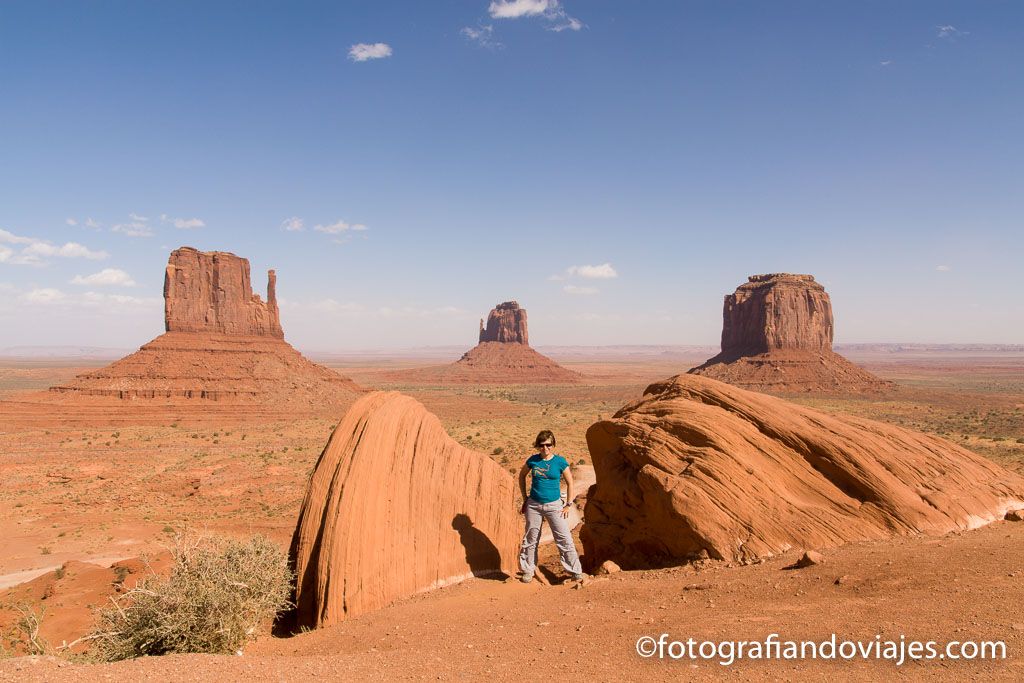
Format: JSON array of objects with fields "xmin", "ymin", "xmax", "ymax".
[
  {"xmin": 290, "ymin": 392, "xmax": 520, "ymax": 628},
  {"xmin": 690, "ymin": 274, "xmax": 891, "ymax": 394},
  {"xmin": 479, "ymin": 301, "xmax": 528, "ymax": 345},
  {"xmin": 165, "ymin": 246, "xmax": 283, "ymax": 338},
  {"xmin": 582, "ymin": 374, "xmax": 1024, "ymax": 569}
]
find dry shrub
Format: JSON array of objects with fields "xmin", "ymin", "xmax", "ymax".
[{"xmin": 91, "ymin": 534, "xmax": 291, "ymax": 660}]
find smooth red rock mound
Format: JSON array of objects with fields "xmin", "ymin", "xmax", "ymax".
[
  {"xmin": 582, "ymin": 374, "xmax": 1024, "ymax": 569},
  {"xmin": 289, "ymin": 392, "xmax": 520, "ymax": 628}
]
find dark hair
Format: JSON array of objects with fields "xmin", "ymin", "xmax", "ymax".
[{"xmin": 534, "ymin": 430, "xmax": 556, "ymax": 448}]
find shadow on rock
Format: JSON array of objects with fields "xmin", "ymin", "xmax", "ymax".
[{"xmin": 452, "ymin": 514, "xmax": 508, "ymax": 580}]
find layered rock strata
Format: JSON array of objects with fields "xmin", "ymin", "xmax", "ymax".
[
  {"xmin": 50, "ymin": 247, "xmax": 361, "ymax": 406},
  {"xmin": 478, "ymin": 301, "xmax": 529, "ymax": 344},
  {"xmin": 582, "ymin": 374, "xmax": 1024, "ymax": 569},
  {"xmin": 289, "ymin": 392, "xmax": 519, "ymax": 627},
  {"xmin": 164, "ymin": 247, "xmax": 283, "ymax": 337},
  {"xmin": 690, "ymin": 274, "xmax": 891, "ymax": 393}
]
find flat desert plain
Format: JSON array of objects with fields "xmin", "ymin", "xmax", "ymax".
[{"xmin": 1, "ymin": 347, "xmax": 1022, "ymax": 680}]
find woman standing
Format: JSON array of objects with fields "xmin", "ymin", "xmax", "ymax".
[{"xmin": 517, "ymin": 430, "xmax": 585, "ymax": 583}]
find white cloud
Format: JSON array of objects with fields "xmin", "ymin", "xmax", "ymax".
[
  {"xmin": 349, "ymin": 43, "xmax": 393, "ymax": 62},
  {"xmin": 567, "ymin": 263, "xmax": 618, "ymax": 279},
  {"xmin": 71, "ymin": 268, "xmax": 137, "ymax": 287},
  {"xmin": 489, "ymin": 0, "xmax": 549, "ymax": 18},
  {"xmin": 937, "ymin": 25, "xmax": 967, "ymax": 39},
  {"xmin": 66, "ymin": 218, "xmax": 78, "ymax": 226},
  {"xmin": 112, "ymin": 222, "xmax": 154, "ymax": 238},
  {"xmin": 1, "ymin": 229, "xmax": 107, "ymax": 264},
  {"xmin": 281, "ymin": 216, "xmax": 305, "ymax": 232},
  {"xmin": 129, "ymin": 212, "xmax": 149, "ymax": 222},
  {"xmin": 488, "ymin": 0, "xmax": 582, "ymax": 31},
  {"xmin": 936, "ymin": 265, "xmax": 951, "ymax": 272},
  {"xmin": 85, "ymin": 218, "xmax": 101, "ymax": 229},
  {"xmin": 880, "ymin": 60, "xmax": 893, "ymax": 66},
  {"xmin": 0, "ymin": 228, "xmax": 35, "ymax": 245},
  {"xmin": 563, "ymin": 285, "xmax": 598, "ymax": 295},
  {"xmin": 160, "ymin": 214, "xmax": 205, "ymax": 229},
  {"xmin": 462, "ymin": 25, "xmax": 502, "ymax": 49},
  {"xmin": 23, "ymin": 288, "xmax": 66, "ymax": 304},
  {"xmin": 314, "ymin": 220, "xmax": 368, "ymax": 234},
  {"xmin": 79, "ymin": 291, "xmax": 160, "ymax": 307}
]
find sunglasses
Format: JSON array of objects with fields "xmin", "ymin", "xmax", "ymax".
[{"xmin": 538, "ymin": 442, "xmax": 554, "ymax": 448}]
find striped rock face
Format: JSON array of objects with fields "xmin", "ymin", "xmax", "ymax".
[
  {"xmin": 582, "ymin": 374, "xmax": 1024, "ymax": 569},
  {"xmin": 164, "ymin": 246, "xmax": 283, "ymax": 338},
  {"xmin": 289, "ymin": 392, "xmax": 520, "ymax": 628}
]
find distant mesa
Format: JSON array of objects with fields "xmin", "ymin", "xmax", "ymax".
[
  {"xmin": 581, "ymin": 374, "xmax": 1024, "ymax": 570},
  {"xmin": 478, "ymin": 300, "xmax": 528, "ymax": 344},
  {"xmin": 48, "ymin": 246, "xmax": 362, "ymax": 406},
  {"xmin": 387, "ymin": 301, "xmax": 580, "ymax": 384},
  {"xmin": 288, "ymin": 391, "xmax": 519, "ymax": 628},
  {"xmin": 688, "ymin": 273, "xmax": 893, "ymax": 394}
]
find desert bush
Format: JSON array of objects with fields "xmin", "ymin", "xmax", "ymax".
[{"xmin": 90, "ymin": 534, "xmax": 292, "ymax": 660}]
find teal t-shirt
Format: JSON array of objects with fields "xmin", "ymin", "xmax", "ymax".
[{"xmin": 526, "ymin": 454, "xmax": 568, "ymax": 504}]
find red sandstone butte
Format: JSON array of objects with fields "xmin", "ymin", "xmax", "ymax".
[
  {"xmin": 48, "ymin": 246, "xmax": 361, "ymax": 407},
  {"xmin": 581, "ymin": 374, "xmax": 1024, "ymax": 570},
  {"xmin": 387, "ymin": 301, "xmax": 579, "ymax": 384},
  {"xmin": 478, "ymin": 301, "xmax": 529, "ymax": 345},
  {"xmin": 689, "ymin": 273, "xmax": 892, "ymax": 394},
  {"xmin": 289, "ymin": 392, "xmax": 519, "ymax": 628},
  {"xmin": 164, "ymin": 247, "xmax": 283, "ymax": 338}
]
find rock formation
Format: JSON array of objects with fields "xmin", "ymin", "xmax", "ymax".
[
  {"xmin": 389, "ymin": 301, "xmax": 579, "ymax": 384},
  {"xmin": 689, "ymin": 274, "xmax": 892, "ymax": 393},
  {"xmin": 289, "ymin": 392, "xmax": 519, "ymax": 628},
  {"xmin": 478, "ymin": 301, "xmax": 528, "ymax": 344},
  {"xmin": 581, "ymin": 374, "xmax": 1024, "ymax": 569},
  {"xmin": 164, "ymin": 247, "xmax": 283, "ymax": 338},
  {"xmin": 49, "ymin": 247, "xmax": 361, "ymax": 407}
]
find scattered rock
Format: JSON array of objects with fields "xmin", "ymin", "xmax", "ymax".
[
  {"xmin": 1005, "ymin": 509, "xmax": 1024, "ymax": 522},
  {"xmin": 596, "ymin": 560, "xmax": 621, "ymax": 575},
  {"xmin": 795, "ymin": 551, "xmax": 824, "ymax": 568},
  {"xmin": 834, "ymin": 575, "xmax": 849, "ymax": 585}
]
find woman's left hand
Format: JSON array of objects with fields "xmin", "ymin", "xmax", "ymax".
[{"xmin": 561, "ymin": 504, "xmax": 572, "ymax": 519}]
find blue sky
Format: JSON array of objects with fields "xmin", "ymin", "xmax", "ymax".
[{"xmin": 1, "ymin": 1, "xmax": 1021, "ymax": 350}]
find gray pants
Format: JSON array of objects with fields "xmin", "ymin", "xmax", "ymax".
[{"xmin": 519, "ymin": 498, "xmax": 582, "ymax": 577}]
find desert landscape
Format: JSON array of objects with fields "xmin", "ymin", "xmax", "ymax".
[
  {"xmin": 3, "ymin": 3, "xmax": 1022, "ymax": 680},
  {"xmin": 1, "ymin": 249, "xmax": 1022, "ymax": 680}
]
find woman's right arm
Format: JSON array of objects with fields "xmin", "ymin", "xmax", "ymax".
[{"xmin": 517, "ymin": 463, "xmax": 530, "ymax": 514}]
